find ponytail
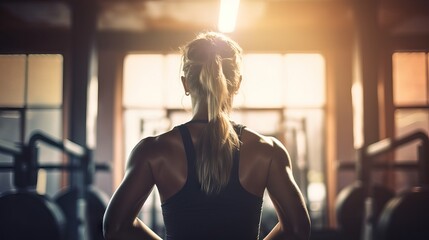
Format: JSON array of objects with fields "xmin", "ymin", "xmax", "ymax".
[
  {"xmin": 181, "ymin": 32, "xmax": 242, "ymax": 194},
  {"xmin": 198, "ymin": 53, "xmax": 240, "ymax": 194}
]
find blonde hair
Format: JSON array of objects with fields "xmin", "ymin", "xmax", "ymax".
[{"xmin": 181, "ymin": 32, "xmax": 242, "ymax": 194}]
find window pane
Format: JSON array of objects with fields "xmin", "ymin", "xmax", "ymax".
[
  {"xmin": 394, "ymin": 109, "xmax": 427, "ymax": 193},
  {"xmin": 285, "ymin": 109, "xmax": 326, "ymax": 227},
  {"xmin": 87, "ymin": 76, "xmax": 98, "ymax": 149},
  {"xmin": 25, "ymin": 109, "xmax": 62, "ymax": 142},
  {"xmin": 0, "ymin": 55, "xmax": 26, "ymax": 106},
  {"xmin": 165, "ymin": 54, "xmax": 190, "ymax": 108},
  {"xmin": 24, "ymin": 109, "xmax": 62, "ymax": 196},
  {"xmin": 34, "ymin": 141, "xmax": 63, "ymax": 197},
  {"xmin": 393, "ymin": 52, "xmax": 427, "ymax": 105},
  {"xmin": 285, "ymin": 109, "xmax": 325, "ymax": 178},
  {"xmin": 27, "ymin": 54, "xmax": 63, "ymax": 106},
  {"xmin": 123, "ymin": 109, "xmax": 168, "ymax": 161},
  {"xmin": 123, "ymin": 55, "xmax": 164, "ymax": 108},
  {"xmin": 231, "ymin": 110, "xmax": 282, "ymax": 135},
  {"xmin": 284, "ymin": 54, "xmax": 326, "ymax": 107},
  {"xmin": 168, "ymin": 110, "xmax": 192, "ymax": 126},
  {"xmin": 0, "ymin": 110, "xmax": 22, "ymax": 191},
  {"xmin": 0, "ymin": 110, "xmax": 22, "ymax": 143},
  {"xmin": 240, "ymin": 54, "xmax": 284, "ymax": 107},
  {"xmin": 394, "ymin": 109, "xmax": 429, "ymax": 161}
]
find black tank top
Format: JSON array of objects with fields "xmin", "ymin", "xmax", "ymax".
[{"xmin": 161, "ymin": 123, "xmax": 263, "ymax": 240}]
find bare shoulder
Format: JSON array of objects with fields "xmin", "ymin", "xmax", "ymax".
[
  {"xmin": 237, "ymin": 126, "xmax": 291, "ymax": 195},
  {"xmin": 126, "ymin": 127, "xmax": 182, "ymax": 169},
  {"xmin": 241, "ymin": 127, "xmax": 290, "ymax": 164},
  {"xmin": 241, "ymin": 127, "xmax": 273, "ymax": 146},
  {"xmin": 242, "ymin": 128, "xmax": 291, "ymax": 172}
]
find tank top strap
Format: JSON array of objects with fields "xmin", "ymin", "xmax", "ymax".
[
  {"xmin": 231, "ymin": 123, "xmax": 245, "ymax": 182},
  {"xmin": 177, "ymin": 124, "xmax": 197, "ymax": 180},
  {"xmin": 233, "ymin": 123, "xmax": 245, "ymax": 139}
]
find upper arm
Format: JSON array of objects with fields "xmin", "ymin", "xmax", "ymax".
[
  {"xmin": 103, "ymin": 138, "xmax": 157, "ymax": 232},
  {"xmin": 266, "ymin": 137, "xmax": 311, "ymax": 239}
]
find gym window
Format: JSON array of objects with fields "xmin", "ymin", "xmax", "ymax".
[
  {"xmin": 0, "ymin": 54, "xmax": 64, "ymax": 195},
  {"xmin": 392, "ymin": 52, "xmax": 429, "ymax": 192}
]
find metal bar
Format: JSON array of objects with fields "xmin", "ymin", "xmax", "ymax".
[
  {"xmin": 0, "ymin": 139, "xmax": 21, "ymax": 156},
  {"xmin": 0, "ymin": 162, "xmax": 110, "ymax": 171},
  {"xmin": 38, "ymin": 163, "xmax": 110, "ymax": 171},
  {"xmin": 366, "ymin": 138, "xmax": 392, "ymax": 157},
  {"xmin": 28, "ymin": 131, "xmax": 86, "ymax": 158},
  {"xmin": 338, "ymin": 161, "xmax": 419, "ymax": 171},
  {"xmin": 365, "ymin": 131, "xmax": 429, "ymax": 158}
]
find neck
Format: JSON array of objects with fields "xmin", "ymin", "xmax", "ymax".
[
  {"xmin": 191, "ymin": 98, "xmax": 208, "ymax": 121},
  {"xmin": 188, "ymin": 119, "xmax": 208, "ymax": 124}
]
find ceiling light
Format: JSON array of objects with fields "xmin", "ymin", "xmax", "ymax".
[{"xmin": 218, "ymin": 0, "xmax": 240, "ymax": 33}]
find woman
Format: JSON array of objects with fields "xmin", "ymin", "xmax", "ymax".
[{"xmin": 103, "ymin": 32, "xmax": 311, "ymax": 240}]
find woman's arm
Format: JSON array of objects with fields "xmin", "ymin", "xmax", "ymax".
[
  {"xmin": 264, "ymin": 137, "xmax": 311, "ymax": 240},
  {"xmin": 103, "ymin": 137, "xmax": 162, "ymax": 240}
]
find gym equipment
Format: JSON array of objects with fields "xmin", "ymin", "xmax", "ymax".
[
  {"xmin": 0, "ymin": 191, "xmax": 67, "ymax": 240},
  {"xmin": 337, "ymin": 131, "xmax": 429, "ymax": 240},
  {"xmin": 377, "ymin": 186, "xmax": 429, "ymax": 240},
  {"xmin": 335, "ymin": 182, "xmax": 394, "ymax": 240},
  {"xmin": 336, "ymin": 131, "xmax": 429, "ymax": 240},
  {"xmin": 336, "ymin": 148, "xmax": 395, "ymax": 240},
  {"xmin": 28, "ymin": 131, "xmax": 110, "ymax": 240},
  {"xmin": 53, "ymin": 148, "xmax": 110, "ymax": 240},
  {"xmin": 372, "ymin": 131, "xmax": 429, "ymax": 240},
  {"xmin": 0, "ymin": 131, "xmax": 110, "ymax": 240},
  {"xmin": 55, "ymin": 186, "xmax": 109, "ymax": 240},
  {"xmin": 0, "ymin": 138, "xmax": 67, "ymax": 240}
]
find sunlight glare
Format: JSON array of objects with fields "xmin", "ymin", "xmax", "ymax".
[
  {"xmin": 123, "ymin": 54, "xmax": 164, "ymax": 108},
  {"xmin": 284, "ymin": 54, "xmax": 325, "ymax": 107},
  {"xmin": 218, "ymin": 0, "xmax": 240, "ymax": 33}
]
